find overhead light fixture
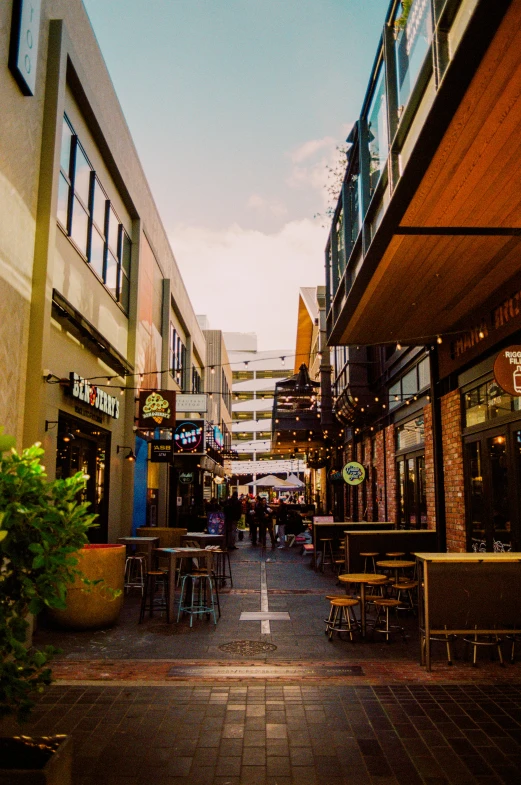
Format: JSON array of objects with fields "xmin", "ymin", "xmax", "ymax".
[
  {"xmin": 436, "ymin": 335, "xmax": 442, "ymax": 344},
  {"xmin": 62, "ymin": 430, "xmax": 76, "ymax": 443},
  {"xmin": 117, "ymin": 445, "xmax": 136, "ymax": 462},
  {"xmin": 396, "ymin": 342, "xmax": 402, "ymax": 350}
]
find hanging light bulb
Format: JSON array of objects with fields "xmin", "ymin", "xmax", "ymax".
[
  {"xmin": 436, "ymin": 335, "xmax": 443, "ymax": 344},
  {"xmin": 396, "ymin": 342, "xmax": 402, "ymax": 351},
  {"xmin": 210, "ymin": 366, "xmax": 215, "ymax": 374},
  {"xmin": 478, "ymin": 329, "xmax": 485, "ymax": 339},
  {"xmin": 281, "ymin": 356, "xmax": 285, "ymax": 366}
]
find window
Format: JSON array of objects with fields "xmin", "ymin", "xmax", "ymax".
[
  {"xmin": 256, "ymin": 391, "xmax": 274, "ymax": 400},
  {"xmin": 396, "ymin": 416, "xmax": 424, "ymax": 451},
  {"xmin": 366, "ymin": 62, "xmax": 388, "ymax": 195},
  {"xmin": 394, "ymin": 0, "xmax": 433, "ymax": 115},
  {"xmin": 234, "ymin": 391, "xmax": 254, "ymax": 402},
  {"xmin": 232, "ymin": 370, "xmax": 254, "ymax": 382},
  {"xmin": 256, "ymin": 370, "xmax": 289, "ymax": 379},
  {"xmin": 57, "ymin": 114, "xmax": 131, "ymax": 313},
  {"xmin": 256, "ymin": 411, "xmax": 272, "ymax": 420},
  {"xmin": 170, "ymin": 325, "xmax": 186, "ymax": 386},
  {"xmin": 192, "ymin": 368, "xmax": 201, "ymax": 394},
  {"xmin": 233, "ymin": 412, "xmax": 253, "ymax": 421},
  {"xmin": 388, "ymin": 356, "xmax": 431, "ymax": 409},
  {"xmin": 464, "ymin": 380, "xmax": 521, "ymax": 428}
]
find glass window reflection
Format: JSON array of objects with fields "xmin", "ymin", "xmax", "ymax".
[{"xmin": 367, "ymin": 64, "xmax": 388, "ymax": 194}]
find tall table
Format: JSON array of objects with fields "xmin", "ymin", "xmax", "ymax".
[
  {"xmin": 155, "ymin": 547, "xmax": 214, "ymax": 623},
  {"xmin": 376, "ymin": 559, "xmax": 415, "ymax": 585},
  {"xmin": 181, "ymin": 532, "xmax": 225, "ymax": 548},
  {"xmin": 117, "ymin": 536, "xmax": 159, "ymax": 572},
  {"xmin": 338, "ymin": 573, "xmax": 387, "ymax": 638}
]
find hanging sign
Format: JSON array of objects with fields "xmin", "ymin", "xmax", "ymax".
[
  {"xmin": 173, "ymin": 419, "xmax": 205, "ymax": 452},
  {"xmin": 69, "ymin": 373, "xmax": 120, "ymax": 419},
  {"xmin": 150, "ymin": 440, "xmax": 173, "ymax": 463},
  {"xmin": 342, "ymin": 461, "xmax": 366, "ymax": 485},
  {"xmin": 176, "ymin": 394, "xmax": 207, "ymax": 413},
  {"xmin": 179, "ymin": 471, "xmax": 194, "ymax": 484},
  {"xmin": 137, "ymin": 390, "xmax": 176, "ymax": 428},
  {"xmin": 493, "ymin": 346, "xmax": 521, "ymax": 396}
]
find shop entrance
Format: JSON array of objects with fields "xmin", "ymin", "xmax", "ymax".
[
  {"xmin": 397, "ymin": 452, "xmax": 426, "ymax": 529},
  {"xmin": 465, "ymin": 424, "xmax": 521, "ymax": 552},
  {"xmin": 55, "ymin": 412, "xmax": 110, "ymax": 543}
]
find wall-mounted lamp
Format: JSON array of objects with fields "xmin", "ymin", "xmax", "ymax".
[
  {"xmin": 117, "ymin": 445, "xmax": 136, "ymax": 462},
  {"xmin": 45, "ymin": 420, "xmax": 58, "ymax": 431},
  {"xmin": 62, "ymin": 430, "xmax": 76, "ymax": 443}
]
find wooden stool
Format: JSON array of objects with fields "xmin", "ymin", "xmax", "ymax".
[
  {"xmin": 370, "ymin": 598, "xmax": 406, "ymax": 642},
  {"xmin": 324, "ymin": 594, "xmax": 347, "ymax": 632},
  {"xmin": 463, "ymin": 627, "xmax": 504, "ymax": 666},
  {"xmin": 360, "ymin": 552, "xmax": 378, "ymax": 573},
  {"xmin": 392, "ymin": 580, "xmax": 418, "ymax": 612},
  {"xmin": 386, "ymin": 552, "xmax": 405, "ymax": 559},
  {"xmin": 319, "ymin": 538, "xmax": 335, "ymax": 572},
  {"xmin": 139, "ymin": 570, "xmax": 169, "ymax": 622},
  {"xmin": 506, "ymin": 632, "xmax": 521, "ymax": 664},
  {"xmin": 327, "ymin": 597, "xmax": 360, "ymax": 641}
]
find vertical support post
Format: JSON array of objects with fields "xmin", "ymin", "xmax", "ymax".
[{"xmin": 430, "ymin": 346, "xmax": 446, "ymax": 552}]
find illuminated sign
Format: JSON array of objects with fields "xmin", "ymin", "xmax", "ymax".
[
  {"xmin": 174, "ymin": 420, "xmax": 205, "ymax": 452},
  {"xmin": 150, "ymin": 440, "xmax": 173, "ymax": 463},
  {"xmin": 342, "ymin": 461, "xmax": 366, "ymax": 486},
  {"xmin": 69, "ymin": 373, "xmax": 119, "ymax": 419},
  {"xmin": 213, "ymin": 425, "xmax": 224, "ymax": 448},
  {"xmin": 494, "ymin": 346, "xmax": 521, "ymax": 396},
  {"xmin": 138, "ymin": 390, "xmax": 176, "ymax": 428}
]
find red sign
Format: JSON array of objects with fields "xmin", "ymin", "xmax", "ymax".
[
  {"xmin": 137, "ymin": 390, "xmax": 176, "ymax": 429},
  {"xmin": 493, "ymin": 346, "xmax": 521, "ymax": 396}
]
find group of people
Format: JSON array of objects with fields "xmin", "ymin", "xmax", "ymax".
[{"xmin": 205, "ymin": 493, "xmax": 307, "ymax": 550}]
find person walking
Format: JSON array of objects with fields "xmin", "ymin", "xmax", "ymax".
[
  {"xmin": 247, "ymin": 498, "xmax": 258, "ymax": 545},
  {"xmin": 224, "ymin": 492, "xmax": 242, "ymax": 550},
  {"xmin": 276, "ymin": 499, "xmax": 288, "ymax": 548},
  {"xmin": 255, "ymin": 496, "xmax": 276, "ymax": 548}
]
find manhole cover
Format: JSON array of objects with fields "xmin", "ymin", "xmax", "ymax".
[{"xmin": 218, "ymin": 640, "xmax": 277, "ymax": 655}]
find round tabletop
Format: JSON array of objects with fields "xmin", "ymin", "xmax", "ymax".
[
  {"xmin": 376, "ymin": 560, "xmax": 415, "ymax": 569},
  {"xmin": 338, "ymin": 573, "xmax": 388, "ymax": 583}
]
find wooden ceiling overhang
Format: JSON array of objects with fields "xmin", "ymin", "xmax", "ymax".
[{"xmin": 330, "ymin": 0, "xmax": 521, "ymax": 347}]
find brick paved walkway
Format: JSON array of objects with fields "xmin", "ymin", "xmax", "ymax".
[{"xmin": 3, "ymin": 540, "xmax": 521, "ymax": 783}]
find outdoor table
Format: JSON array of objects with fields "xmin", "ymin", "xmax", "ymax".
[
  {"xmin": 376, "ymin": 559, "xmax": 415, "ymax": 585},
  {"xmin": 155, "ymin": 547, "xmax": 211, "ymax": 623},
  {"xmin": 118, "ymin": 536, "xmax": 159, "ymax": 572},
  {"xmin": 338, "ymin": 573, "xmax": 387, "ymax": 638},
  {"xmin": 182, "ymin": 532, "xmax": 225, "ymax": 548}
]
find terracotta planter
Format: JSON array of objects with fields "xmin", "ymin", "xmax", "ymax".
[
  {"xmin": 48, "ymin": 544, "xmax": 125, "ymax": 630},
  {"xmin": 0, "ymin": 735, "xmax": 72, "ymax": 784}
]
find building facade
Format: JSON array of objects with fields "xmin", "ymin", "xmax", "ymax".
[
  {"xmin": 325, "ymin": 0, "xmax": 521, "ymax": 551},
  {"xmin": 1, "ymin": 0, "xmax": 206, "ymax": 540}
]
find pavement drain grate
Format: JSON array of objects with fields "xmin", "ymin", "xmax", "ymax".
[{"xmin": 218, "ymin": 640, "xmax": 278, "ymax": 655}]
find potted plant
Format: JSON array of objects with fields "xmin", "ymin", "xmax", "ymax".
[{"xmin": 0, "ymin": 428, "xmax": 97, "ymax": 782}]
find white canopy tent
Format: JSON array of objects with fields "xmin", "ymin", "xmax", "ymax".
[{"xmin": 248, "ymin": 475, "xmax": 294, "ymax": 489}]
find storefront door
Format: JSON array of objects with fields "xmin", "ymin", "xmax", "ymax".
[
  {"xmin": 397, "ymin": 452, "xmax": 426, "ymax": 529},
  {"xmin": 55, "ymin": 413, "xmax": 110, "ymax": 543},
  {"xmin": 465, "ymin": 425, "xmax": 520, "ymax": 552}
]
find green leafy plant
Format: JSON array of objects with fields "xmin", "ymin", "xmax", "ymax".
[
  {"xmin": 395, "ymin": 0, "xmax": 413, "ymax": 31},
  {"xmin": 0, "ymin": 432, "xmax": 97, "ymax": 722}
]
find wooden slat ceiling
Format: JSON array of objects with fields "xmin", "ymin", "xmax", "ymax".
[{"xmin": 340, "ymin": 0, "xmax": 521, "ymax": 346}]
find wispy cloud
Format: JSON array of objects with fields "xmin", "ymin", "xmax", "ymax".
[
  {"xmin": 171, "ymin": 219, "xmax": 328, "ymax": 349},
  {"xmin": 247, "ymin": 193, "xmax": 288, "ymax": 218},
  {"xmin": 290, "ymin": 136, "xmax": 336, "ymax": 164}
]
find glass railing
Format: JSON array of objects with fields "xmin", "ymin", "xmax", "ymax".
[
  {"xmin": 394, "ymin": 0, "xmax": 433, "ymax": 114},
  {"xmin": 367, "ymin": 64, "xmax": 389, "ymax": 194}
]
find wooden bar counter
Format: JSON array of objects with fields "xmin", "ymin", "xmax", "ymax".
[{"xmin": 415, "ymin": 552, "xmax": 521, "ymax": 671}]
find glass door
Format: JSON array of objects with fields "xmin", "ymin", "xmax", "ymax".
[
  {"xmin": 465, "ymin": 428, "xmax": 515, "ymax": 552},
  {"xmin": 397, "ymin": 452, "xmax": 425, "ymax": 528}
]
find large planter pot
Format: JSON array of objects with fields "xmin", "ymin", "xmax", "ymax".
[
  {"xmin": 0, "ymin": 735, "xmax": 72, "ymax": 784},
  {"xmin": 48, "ymin": 544, "xmax": 125, "ymax": 630}
]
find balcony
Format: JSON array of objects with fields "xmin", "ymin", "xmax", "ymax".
[
  {"xmin": 271, "ymin": 364, "xmax": 323, "ymax": 451},
  {"xmin": 326, "ymin": 0, "xmax": 521, "ymax": 347}
]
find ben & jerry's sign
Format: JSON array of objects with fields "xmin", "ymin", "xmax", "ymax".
[
  {"xmin": 138, "ymin": 390, "xmax": 176, "ymax": 428},
  {"xmin": 69, "ymin": 373, "xmax": 119, "ymax": 419},
  {"xmin": 494, "ymin": 346, "xmax": 521, "ymax": 396}
]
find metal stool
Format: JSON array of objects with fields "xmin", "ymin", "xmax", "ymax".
[
  {"xmin": 422, "ymin": 626, "xmax": 457, "ymax": 666},
  {"xmin": 506, "ymin": 632, "xmax": 521, "ymax": 663},
  {"xmin": 463, "ymin": 626, "xmax": 504, "ymax": 666},
  {"xmin": 124, "ymin": 552, "xmax": 146, "ymax": 595},
  {"xmin": 319, "ymin": 538, "xmax": 335, "ymax": 572},
  {"xmin": 327, "ymin": 597, "xmax": 360, "ymax": 641},
  {"xmin": 139, "ymin": 570, "xmax": 169, "ymax": 622},
  {"xmin": 392, "ymin": 580, "xmax": 418, "ymax": 613},
  {"xmin": 360, "ymin": 552, "xmax": 378, "ymax": 573},
  {"xmin": 213, "ymin": 548, "xmax": 233, "ymax": 587},
  {"xmin": 177, "ymin": 572, "xmax": 218, "ymax": 626},
  {"xmin": 324, "ymin": 594, "xmax": 347, "ymax": 633},
  {"xmin": 370, "ymin": 598, "xmax": 406, "ymax": 642}
]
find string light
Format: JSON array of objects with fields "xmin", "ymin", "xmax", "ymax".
[
  {"xmin": 396, "ymin": 342, "xmax": 402, "ymax": 350},
  {"xmin": 436, "ymin": 335, "xmax": 442, "ymax": 344}
]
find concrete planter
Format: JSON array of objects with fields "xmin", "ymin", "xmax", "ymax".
[
  {"xmin": 0, "ymin": 735, "xmax": 72, "ymax": 784},
  {"xmin": 48, "ymin": 544, "xmax": 125, "ymax": 630}
]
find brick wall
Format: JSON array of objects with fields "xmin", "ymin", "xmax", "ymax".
[
  {"xmin": 374, "ymin": 429, "xmax": 386, "ymax": 521},
  {"xmin": 441, "ymin": 390, "xmax": 466, "ymax": 552},
  {"xmin": 385, "ymin": 424, "xmax": 397, "ymax": 524},
  {"xmin": 423, "ymin": 403, "xmax": 436, "ymax": 530}
]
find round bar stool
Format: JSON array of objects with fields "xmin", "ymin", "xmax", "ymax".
[
  {"xmin": 324, "ymin": 594, "xmax": 347, "ymax": 632},
  {"xmin": 360, "ymin": 552, "xmax": 378, "ymax": 573},
  {"xmin": 319, "ymin": 538, "xmax": 335, "ymax": 572},
  {"xmin": 213, "ymin": 548, "xmax": 233, "ymax": 588},
  {"xmin": 506, "ymin": 632, "xmax": 521, "ymax": 664},
  {"xmin": 370, "ymin": 598, "xmax": 406, "ymax": 642},
  {"xmin": 392, "ymin": 580, "xmax": 418, "ymax": 613},
  {"xmin": 139, "ymin": 570, "xmax": 169, "ymax": 622},
  {"xmin": 327, "ymin": 597, "xmax": 360, "ymax": 641},
  {"xmin": 463, "ymin": 626, "xmax": 504, "ymax": 666},
  {"xmin": 124, "ymin": 551, "xmax": 147, "ymax": 595},
  {"xmin": 385, "ymin": 552, "xmax": 405, "ymax": 559}
]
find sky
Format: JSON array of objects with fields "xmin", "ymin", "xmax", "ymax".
[{"xmin": 82, "ymin": 0, "xmax": 390, "ymax": 349}]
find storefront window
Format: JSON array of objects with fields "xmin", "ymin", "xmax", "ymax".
[
  {"xmin": 464, "ymin": 380, "xmax": 521, "ymax": 427},
  {"xmin": 396, "ymin": 416, "xmax": 424, "ymax": 450},
  {"xmin": 397, "ymin": 452, "xmax": 425, "ymax": 528}
]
